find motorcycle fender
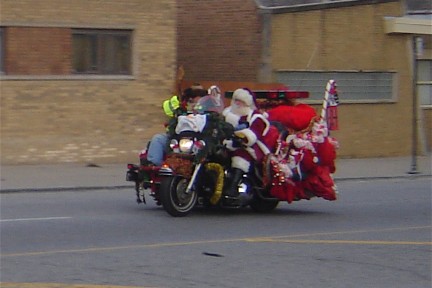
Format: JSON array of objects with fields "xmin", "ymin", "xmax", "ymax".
[
  {"xmin": 162, "ymin": 154, "xmax": 194, "ymax": 178},
  {"xmin": 126, "ymin": 170, "xmax": 138, "ymax": 182}
]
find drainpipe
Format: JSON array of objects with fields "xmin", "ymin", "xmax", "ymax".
[
  {"xmin": 254, "ymin": 0, "xmax": 272, "ymax": 82},
  {"xmin": 408, "ymin": 36, "xmax": 423, "ymax": 174},
  {"xmin": 257, "ymin": 9, "xmax": 272, "ymax": 83}
]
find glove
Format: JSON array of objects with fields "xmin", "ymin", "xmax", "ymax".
[
  {"xmin": 235, "ymin": 123, "xmax": 249, "ymax": 131},
  {"xmin": 232, "ymin": 137, "xmax": 243, "ymax": 148},
  {"xmin": 223, "ymin": 139, "xmax": 236, "ymax": 151}
]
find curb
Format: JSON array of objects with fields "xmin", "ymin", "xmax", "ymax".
[
  {"xmin": 334, "ymin": 174, "xmax": 431, "ymax": 182},
  {"xmin": 0, "ymin": 185, "xmax": 131, "ymax": 194},
  {"xmin": 1, "ymin": 174, "xmax": 430, "ymax": 194}
]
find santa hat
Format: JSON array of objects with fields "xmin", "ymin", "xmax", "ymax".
[{"xmin": 232, "ymin": 88, "xmax": 257, "ymax": 109}]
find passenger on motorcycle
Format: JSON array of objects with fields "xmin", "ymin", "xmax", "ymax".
[
  {"xmin": 193, "ymin": 85, "xmax": 224, "ymax": 114},
  {"xmin": 222, "ymin": 88, "xmax": 272, "ymax": 199}
]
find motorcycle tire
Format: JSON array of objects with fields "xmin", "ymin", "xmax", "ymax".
[
  {"xmin": 249, "ymin": 197, "xmax": 279, "ymax": 213},
  {"xmin": 159, "ymin": 175, "xmax": 198, "ymax": 217}
]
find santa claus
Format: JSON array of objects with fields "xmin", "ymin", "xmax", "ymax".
[{"xmin": 222, "ymin": 88, "xmax": 272, "ymax": 198}]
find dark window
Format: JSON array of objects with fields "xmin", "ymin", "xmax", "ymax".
[
  {"xmin": 418, "ymin": 60, "xmax": 432, "ymax": 106},
  {"xmin": 72, "ymin": 29, "xmax": 131, "ymax": 75},
  {"xmin": 276, "ymin": 71, "xmax": 395, "ymax": 102}
]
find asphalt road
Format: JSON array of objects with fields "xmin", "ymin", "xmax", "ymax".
[{"xmin": 1, "ymin": 178, "xmax": 431, "ymax": 288}]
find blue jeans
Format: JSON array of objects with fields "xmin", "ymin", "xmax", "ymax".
[{"xmin": 147, "ymin": 133, "xmax": 168, "ymax": 166}]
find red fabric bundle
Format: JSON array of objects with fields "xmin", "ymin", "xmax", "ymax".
[
  {"xmin": 299, "ymin": 149, "xmax": 317, "ymax": 174},
  {"xmin": 270, "ymin": 181, "xmax": 311, "ymax": 203},
  {"xmin": 315, "ymin": 138, "xmax": 337, "ymax": 173},
  {"xmin": 302, "ymin": 166, "xmax": 337, "ymax": 201},
  {"xmin": 267, "ymin": 104, "xmax": 317, "ymax": 131},
  {"xmin": 292, "ymin": 182, "xmax": 312, "ymax": 202},
  {"xmin": 270, "ymin": 184, "xmax": 292, "ymax": 203}
]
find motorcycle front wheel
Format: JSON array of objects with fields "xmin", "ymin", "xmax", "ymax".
[{"xmin": 159, "ymin": 176, "xmax": 198, "ymax": 217}]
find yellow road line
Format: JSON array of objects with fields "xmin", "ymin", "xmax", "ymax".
[
  {"xmin": 2, "ymin": 225, "xmax": 430, "ymax": 258},
  {"xmin": 1, "ymin": 239, "xmax": 238, "ymax": 258},
  {"xmin": 265, "ymin": 225, "xmax": 432, "ymax": 239},
  {"xmin": 244, "ymin": 238, "xmax": 432, "ymax": 245}
]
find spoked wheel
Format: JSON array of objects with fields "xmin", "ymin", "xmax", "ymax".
[{"xmin": 159, "ymin": 176, "xmax": 197, "ymax": 217}]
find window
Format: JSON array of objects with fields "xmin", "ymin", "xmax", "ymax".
[
  {"xmin": 276, "ymin": 71, "xmax": 395, "ymax": 102},
  {"xmin": 258, "ymin": 0, "xmax": 372, "ymax": 8},
  {"xmin": 72, "ymin": 29, "xmax": 131, "ymax": 75},
  {"xmin": 418, "ymin": 60, "xmax": 432, "ymax": 106}
]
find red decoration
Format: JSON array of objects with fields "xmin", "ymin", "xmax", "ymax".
[
  {"xmin": 302, "ymin": 166, "xmax": 337, "ymax": 201},
  {"xmin": 327, "ymin": 106, "xmax": 338, "ymax": 130},
  {"xmin": 315, "ymin": 138, "xmax": 337, "ymax": 173},
  {"xmin": 267, "ymin": 104, "xmax": 317, "ymax": 132}
]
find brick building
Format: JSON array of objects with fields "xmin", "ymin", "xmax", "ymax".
[
  {"xmin": 177, "ymin": 0, "xmax": 263, "ymax": 82},
  {"xmin": 0, "ymin": 0, "xmax": 177, "ymax": 164}
]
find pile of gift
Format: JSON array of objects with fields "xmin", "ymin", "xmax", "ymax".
[{"xmin": 263, "ymin": 103, "xmax": 339, "ymax": 203}]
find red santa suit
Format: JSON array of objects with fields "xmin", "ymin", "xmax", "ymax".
[{"xmin": 223, "ymin": 88, "xmax": 271, "ymax": 173}]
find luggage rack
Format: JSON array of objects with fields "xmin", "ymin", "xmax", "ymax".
[{"xmin": 225, "ymin": 89, "xmax": 310, "ymax": 109}]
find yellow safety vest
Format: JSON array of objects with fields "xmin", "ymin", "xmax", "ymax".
[{"xmin": 162, "ymin": 95, "xmax": 180, "ymax": 117}]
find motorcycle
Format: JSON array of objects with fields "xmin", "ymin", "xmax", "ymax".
[
  {"xmin": 127, "ymin": 93, "xmax": 282, "ymax": 216},
  {"xmin": 127, "ymin": 81, "xmax": 339, "ymax": 217}
]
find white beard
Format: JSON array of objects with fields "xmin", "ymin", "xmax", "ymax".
[
  {"xmin": 223, "ymin": 104, "xmax": 253, "ymax": 127},
  {"xmin": 230, "ymin": 103, "xmax": 252, "ymax": 117}
]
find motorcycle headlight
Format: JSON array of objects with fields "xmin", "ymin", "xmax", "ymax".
[{"xmin": 179, "ymin": 138, "xmax": 194, "ymax": 153}]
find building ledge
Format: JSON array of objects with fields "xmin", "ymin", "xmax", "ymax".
[
  {"xmin": 255, "ymin": 0, "xmax": 399, "ymax": 13},
  {"xmin": 0, "ymin": 75, "xmax": 135, "ymax": 81},
  {"xmin": 384, "ymin": 16, "xmax": 432, "ymax": 35}
]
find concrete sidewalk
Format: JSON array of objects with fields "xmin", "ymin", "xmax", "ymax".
[{"xmin": 0, "ymin": 156, "xmax": 430, "ymax": 192}]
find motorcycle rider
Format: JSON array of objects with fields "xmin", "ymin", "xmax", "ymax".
[
  {"xmin": 146, "ymin": 83, "xmax": 207, "ymax": 166},
  {"xmin": 222, "ymin": 88, "xmax": 272, "ymax": 199}
]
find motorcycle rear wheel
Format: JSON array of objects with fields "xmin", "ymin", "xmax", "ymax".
[
  {"xmin": 160, "ymin": 176, "xmax": 197, "ymax": 217},
  {"xmin": 249, "ymin": 197, "xmax": 279, "ymax": 213}
]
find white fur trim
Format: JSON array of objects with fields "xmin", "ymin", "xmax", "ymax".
[
  {"xmin": 245, "ymin": 147, "xmax": 257, "ymax": 159},
  {"xmin": 232, "ymin": 156, "xmax": 250, "ymax": 172},
  {"xmin": 256, "ymin": 140, "xmax": 271, "ymax": 155},
  {"xmin": 233, "ymin": 89, "xmax": 254, "ymax": 107},
  {"xmin": 222, "ymin": 139, "xmax": 236, "ymax": 151},
  {"xmin": 286, "ymin": 134, "xmax": 296, "ymax": 143},
  {"xmin": 235, "ymin": 128, "xmax": 257, "ymax": 146}
]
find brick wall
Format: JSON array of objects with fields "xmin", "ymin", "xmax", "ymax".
[
  {"xmin": 423, "ymin": 108, "xmax": 432, "ymax": 152},
  {"xmin": 177, "ymin": 0, "xmax": 262, "ymax": 82},
  {"xmin": 0, "ymin": 0, "xmax": 177, "ymax": 165},
  {"xmin": 5, "ymin": 27, "xmax": 72, "ymax": 75}
]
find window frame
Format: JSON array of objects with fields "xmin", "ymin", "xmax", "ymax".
[{"xmin": 72, "ymin": 28, "xmax": 132, "ymax": 75}]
